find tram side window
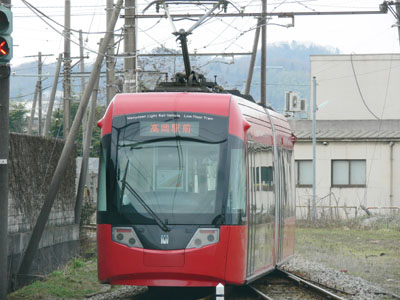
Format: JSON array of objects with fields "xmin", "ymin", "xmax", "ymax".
[
  {"xmin": 98, "ymin": 144, "xmax": 107, "ymax": 212},
  {"xmin": 228, "ymin": 147, "xmax": 247, "ymax": 224},
  {"xmin": 261, "ymin": 166, "xmax": 273, "ymax": 191}
]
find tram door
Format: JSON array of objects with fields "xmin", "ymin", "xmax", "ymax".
[
  {"xmin": 276, "ymin": 148, "xmax": 285, "ymax": 263},
  {"xmin": 247, "ymin": 141, "xmax": 275, "ymax": 277},
  {"xmin": 247, "ymin": 141, "xmax": 256, "ymax": 276}
]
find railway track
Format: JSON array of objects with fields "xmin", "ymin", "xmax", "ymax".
[
  {"xmin": 124, "ymin": 270, "xmax": 347, "ymax": 300},
  {"xmin": 247, "ymin": 269, "xmax": 347, "ymax": 300},
  {"xmin": 125, "ymin": 287, "xmax": 214, "ymax": 300}
]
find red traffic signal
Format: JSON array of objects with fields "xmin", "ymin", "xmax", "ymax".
[
  {"xmin": 0, "ymin": 6, "xmax": 12, "ymax": 63},
  {"xmin": 0, "ymin": 37, "xmax": 9, "ymax": 56}
]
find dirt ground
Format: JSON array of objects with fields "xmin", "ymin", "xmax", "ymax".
[{"xmin": 295, "ymin": 215, "xmax": 400, "ymax": 297}]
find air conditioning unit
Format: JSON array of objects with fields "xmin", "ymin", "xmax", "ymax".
[{"xmin": 285, "ymin": 91, "xmax": 306, "ymax": 112}]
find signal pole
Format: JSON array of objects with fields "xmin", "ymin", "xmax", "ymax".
[
  {"xmin": 0, "ymin": 0, "xmax": 11, "ymax": 297},
  {"xmin": 0, "ymin": 65, "xmax": 10, "ymax": 299},
  {"xmin": 64, "ymin": 0, "xmax": 71, "ymax": 138},
  {"xmin": 0, "ymin": 61, "xmax": 10, "ymax": 300}
]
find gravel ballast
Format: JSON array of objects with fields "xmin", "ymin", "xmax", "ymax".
[{"xmin": 282, "ymin": 256, "xmax": 400, "ymax": 300}]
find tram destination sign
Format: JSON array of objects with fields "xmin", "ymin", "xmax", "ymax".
[{"xmin": 140, "ymin": 120, "xmax": 200, "ymax": 137}]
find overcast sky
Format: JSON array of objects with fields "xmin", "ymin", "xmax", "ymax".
[{"xmin": 10, "ymin": 0, "xmax": 400, "ymax": 68}]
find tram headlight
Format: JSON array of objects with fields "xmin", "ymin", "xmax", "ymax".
[
  {"xmin": 112, "ymin": 227, "xmax": 143, "ymax": 248},
  {"xmin": 186, "ymin": 228, "xmax": 219, "ymax": 249}
]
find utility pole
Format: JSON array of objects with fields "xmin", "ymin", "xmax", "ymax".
[
  {"xmin": 64, "ymin": 0, "xmax": 71, "ymax": 138},
  {"xmin": 123, "ymin": 0, "xmax": 137, "ymax": 94},
  {"xmin": 312, "ymin": 76, "xmax": 317, "ymax": 221},
  {"xmin": 106, "ymin": 0, "xmax": 116, "ymax": 102},
  {"xmin": 245, "ymin": 18, "xmax": 261, "ymax": 95},
  {"xmin": 260, "ymin": 0, "xmax": 267, "ymax": 106},
  {"xmin": 79, "ymin": 30, "xmax": 87, "ymax": 144},
  {"xmin": 43, "ymin": 53, "xmax": 63, "ymax": 137},
  {"xmin": 25, "ymin": 53, "xmax": 52, "ymax": 135},
  {"xmin": 17, "ymin": 0, "xmax": 123, "ymax": 283},
  {"xmin": 0, "ymin": 0, "xmax": 11, "ymax": 297},
  {"xmin": 75, "ymin": 65, "xmax": 101, "ymax": 225},
  {"xmin": 396, "ymin": 0, "xmax": 400, "ymax": 46},
  {"xmin": 27, "ymin": 81, "xmax": 40, "ymax": 135},
  {"xmin": 38, "ymin": 52, "xmax": 42, "ymax": 135}
]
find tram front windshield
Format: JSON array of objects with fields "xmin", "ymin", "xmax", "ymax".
[{"xmin": 113, "ymin": 113, "xmax": 228, "ymax": 225}]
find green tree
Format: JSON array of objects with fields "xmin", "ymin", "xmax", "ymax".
[
  {"xmin": 48, "ymin": 102, "xmax": 106, "ymax": 158},
  {"xmin": 9, "ymin": 102, "xmax": 28, "ymax": 133}
]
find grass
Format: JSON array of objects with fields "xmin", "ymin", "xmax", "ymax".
[
  {"xmin": 8, "ymin": 254, "xmax": 104, "ymax": 300},
  {"xmin": 295, "ymin": 225, "xmax": 400, "ymax": 296}
]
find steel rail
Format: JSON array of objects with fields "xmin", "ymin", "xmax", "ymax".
[
  {"xmin": 248, "ymin": 285, "xmax": 275, "ymax": 300},
  {"xmin": 278, "ymin": 269, "xmax": 346, "ymax": 300}
]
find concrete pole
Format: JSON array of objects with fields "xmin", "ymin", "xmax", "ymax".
[
  {"xmin": 79, "ymin": 30, "xmax": 87, "ymax": 145},
  {"xmin": 396, "ymin": 0, "xmax": 400, "ymax": 47},
  {"xmin": 123, "ymin": 0, "xmax": 137, "ymax": 94},
  {"xmin": 27, "ymin": 81, "xmax": 40, "ymax": 135},
  {"xmin": 106, "ymin": 0, "xmax": 116, "ymax": 102},
  {"xmin": 43, "ymin": 54, "xmax": 63, "ymax": 137},
  {"xmin": 17, "ymin": 0, "xmax": 124, "ymax": 283},
  {"xmin": 312, "ymin": 76, "xmax": 317, "ymax": 221},
  {"xmin": 245, "ymin": 18, "xmax": 261, "ymax": 95},
  {"xmin": 260, "ymin": 0, "xmax": 267, "ymax": 106},
  {"xmin": 38, "ymin": 52, "xmax": 42, "ymax": 135},
  {"xmin": 75, "ymin": 68, "xmax": 101, "ymax": 225},
  {"xmin": 63, "ymin": 0, "xmax": 71, "ymax": 138}
]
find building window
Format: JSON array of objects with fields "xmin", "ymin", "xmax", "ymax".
[
  {"xmin": 332, "ymin": 160, "xmax": 366, "ymax": 187},
  {"xmin": 296, "ymin": 160, "xmax": 312, "ymax": 187}
]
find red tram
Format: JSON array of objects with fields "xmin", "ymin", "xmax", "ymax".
[{"xmin": 96, "ymin": 92, "xmax": 296, "ymax": 287}]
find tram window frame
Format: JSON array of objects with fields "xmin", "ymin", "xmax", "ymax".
[
  {"xmin": 97, "ymin": 142, "xmax": 108, "ymax": 212},
  {"xmin": 296, "ymin": 160, "xmax": 312, "ymax": 187},
  {"xmin": 331, "ymin": 159, "xmax": 366, "ymax": 187}
]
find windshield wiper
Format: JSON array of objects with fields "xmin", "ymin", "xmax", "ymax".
[
  {"xmin": 119, "ymin": 160, "xmax": 169, "ymax": 232},
  {"xmin": 119, "ymin": 160, "xmax": 129, "ymax": 204},
  {"xmin": 118, "ymin": 166, "xmax": 169, "ymax": 232},
  {"xmin": 124, "ymin": 181, "xmax": 170, "ymax": 232}
]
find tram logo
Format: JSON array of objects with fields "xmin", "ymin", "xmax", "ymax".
[{"xmin": 161, "ymin": 234, "xmax": 169, "ymax": 245}]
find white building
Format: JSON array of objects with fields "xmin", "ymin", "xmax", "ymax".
[{"xmin": 289, "ymin": 54, "xmax": 400, "ymax": 219}]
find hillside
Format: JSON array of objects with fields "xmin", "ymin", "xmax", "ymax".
[{"xmin": 10, "ymin": 42, "xmax": 339, "ymax": 112}]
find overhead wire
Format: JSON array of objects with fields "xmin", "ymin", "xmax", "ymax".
[
  {"xmin": 20, "ymin": 0, "xmax": 126, "ymax": 59},
  {"xmin": 20, "ymin": 0, "xmax": 121, "ymax": 34},
  {"xmin": 350, "ymin": 53, "xmax": 381, "ymax": 120}
]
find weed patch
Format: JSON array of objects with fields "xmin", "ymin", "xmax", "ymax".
[
  {"xmin": 8, "ymin": 257, "xmax": 102, "ymax": 300},
  {"xmin": 296, "ymin": 225, "xmax": 400, "ymax": 296}
]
